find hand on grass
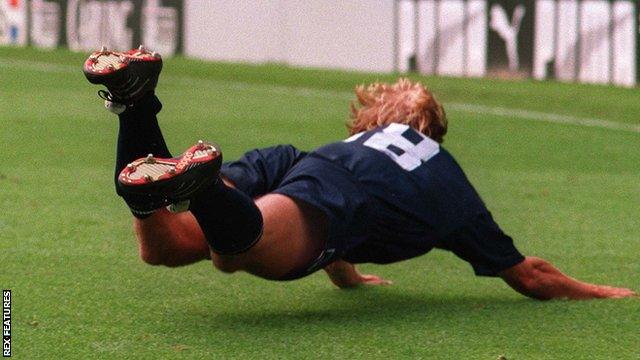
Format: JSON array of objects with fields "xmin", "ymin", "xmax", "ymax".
[
  {"xmin": 358, "ymin": 274, "xmax": 393, "ymax": 286},
  {"xmin": 324, "ymin": 260, "xmax": 392, "ymax": 288},
  {"xmin": 500, "ymin": 257, "xmax": 637, "ymax": 300},
  {"xmin": 591, "ymin": 285, "xmax": 636, "ymax": 299}
]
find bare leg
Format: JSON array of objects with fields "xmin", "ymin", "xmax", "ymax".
[
  {"xmin": 133, "ymin": 194, "xmax": 326, "ymax": 279},
  {"xmin": 134, "ymin": 210, "xmax": 210, "ymax": 267},
  {"xmin": 221, "ymin": 194, "xmax": 326, "ymax": 279}
]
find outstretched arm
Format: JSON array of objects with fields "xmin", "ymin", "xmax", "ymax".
[
  {"xmin": 324, "ymin": 260, "xmax": 392, "ymax": 288},
  {"xmin": 499, "ymin": 256, "xmax": 636, "ymax": 300}
]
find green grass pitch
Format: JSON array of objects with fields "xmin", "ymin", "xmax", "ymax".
[{"xmin": 0, "ymin": 47, "xmax": 638, "ymax": 359}]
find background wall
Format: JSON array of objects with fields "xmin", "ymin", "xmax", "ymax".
[
  {"xmin": 0, "ymin": 0, "xmax": 183, "ymax": 55},
  {"xmin": 1, "ymin": 0, "xmax": 637, "ymax": 86},
  {"xmin": 183, "ymin": 0, "xmax": 397, "ymax": 72},
  {"xmin": 396, "ymin": 0, "xmax": 637, "ymax": 87}
]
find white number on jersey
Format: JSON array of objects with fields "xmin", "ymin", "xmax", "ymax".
[{"xmin": 353, "ymin": 124, "xmax": 440, "ymax": 171}]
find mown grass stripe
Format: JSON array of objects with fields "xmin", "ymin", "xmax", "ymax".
[{"xmin": 1, "ymin": 58, "xmax": 638, "ymax": 134}]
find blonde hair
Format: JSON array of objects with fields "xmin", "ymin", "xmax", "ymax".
[{"xmin": 348, "ymin": 78, "xmax": 447, "ymax": 143}]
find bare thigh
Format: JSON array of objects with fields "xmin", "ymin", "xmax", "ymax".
[
  {"xmin": 134, "ymin": 194, "xmax": 327, "ymax": 279},
  {"xmin": 227, "ymin": 194, "xmax": 327, "ymax": 279}
]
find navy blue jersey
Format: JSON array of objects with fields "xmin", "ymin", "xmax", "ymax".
[{"xmin": 221, "ymin": 124, "xmax": 524, "ymax": 278}]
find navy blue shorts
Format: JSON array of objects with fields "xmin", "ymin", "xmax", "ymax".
[{"xmin": 272, "ymin": 155, "xmax": 372, "ymax": 278}]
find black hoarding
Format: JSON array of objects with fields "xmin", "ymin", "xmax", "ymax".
[
  {"xmin": 27, "ymin": 0, "xmax": 183, "ymax": 55},
  {"xmin": 403, "ymin": 0, "xmax": 638, "ymax": 87},
  {"xmin": 486, "ymin": 0, "xmax": 535, "ymax": 78}
]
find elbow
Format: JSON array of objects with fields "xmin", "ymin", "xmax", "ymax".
[
  {"xmin": 500, "ymin": 256, "xmax": 558, "ymax": 300},
  {"xmin": 502, "ymin": 258, "xmax": 554, "ymax": 301}
]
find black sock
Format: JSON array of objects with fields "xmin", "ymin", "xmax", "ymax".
[
  {"xmin": 189, "ymin": 180, "xmax": 264, "ymax": 255},
  {"xmin": 114, "ymin": 93, "xmax": 172, "ymax": 217},
  {"xmin": 115, "ymin": 92, "xmax": 171, "ymax": 175}
]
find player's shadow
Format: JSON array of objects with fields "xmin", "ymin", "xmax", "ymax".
[{"xmin": 181, "ymin": 287, "xmax": 542, "ymax": 334}]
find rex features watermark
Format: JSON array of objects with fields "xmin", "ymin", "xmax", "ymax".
[{"xmin": 2, "ymin": 290, "xmax": 10, "ymax": 358}]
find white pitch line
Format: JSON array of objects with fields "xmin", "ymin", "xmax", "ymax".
[
  {"xmin": 447, "ymin": 103, "xmax": 640, "ymax": 133},
  {"xmin": 168, "ymin": 75, "xmax": 351, "ymax": 101},
  {"xmin": 1, "ymin": 58, "xmax": 638, "ymax": 134},
  {"xmin": 0, "ymin": 58, "xmax": 78, "ymax": 74}
]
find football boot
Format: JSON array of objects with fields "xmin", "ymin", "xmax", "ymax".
[
  {"xmin": 117, "ymin": 141, "xmax": 222, "ymax": 205},
  {"xmin": 83, "ymin": 45, "xmax": 162, "ymax": 108}
]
